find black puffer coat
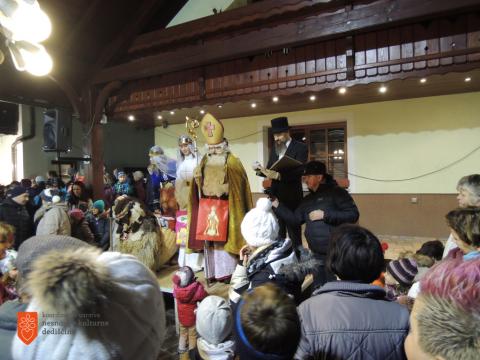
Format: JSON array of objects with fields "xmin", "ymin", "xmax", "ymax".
[
  {"xmin": 0, "ymin": 198, "xmax": 34, "ymax": 249},
  {"xmin": 274, "ymin": 181, "xmax": 359, "ymax": 254}
]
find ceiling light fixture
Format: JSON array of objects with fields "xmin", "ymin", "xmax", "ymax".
[
  {"xmin": 309, "ymin": 95, "xmax": 316, "ymax": 101},
  {"xmin": 217, "ymin": 104, "xmax": 223, "ymax": 109},
  {"xmin": 251, "ymin": 103, "xmax": 257, "ymax": 108},
  {"xmin": 272, "ymin": 96, "xmax": 279, "ymax": 102},
  {"xmin": 200, "ymin": 109, "xmax": 205, "ymax": 114},
  {"xmin": 338, "ymin": 87, "xmax": 347, "ymax": 94},
  {"xmin": 170, "ymin": 111, "xmax": 175, "ymax": 115},
  {"xmin": 128, "ymin": 115, "xmax": 135, "ymax": 121},
  {"xmin": 157, "ymin": 115, "xmax": 162, "ymax": 120},
  {"xmin": 465, "ymin": 77, "xmax": 472, "ymax": 82},
  {"xmin": 420, "ymin": 78, "xmax": 427, "ymax": 83},
  {"xmin": 379, "ymin": 86, "xmax": 387, "ymax": 94},
  {"xmin": 0, "ymin": 0, "xmax": 53, "ymax": 76}
]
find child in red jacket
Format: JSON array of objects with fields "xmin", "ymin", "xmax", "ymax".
[{"xmin": 172, "ymin": 266, "xmax": 208, "ymax": 354}]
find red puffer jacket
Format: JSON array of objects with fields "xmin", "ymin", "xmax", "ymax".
[{"xmin": 173, "ymin": 280, "xmax": 208, "ymax": 327}]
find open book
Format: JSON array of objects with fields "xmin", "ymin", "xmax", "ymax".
[{"xmin": 269, "ymin": 155, "xmax": 303, "ymax": 172}]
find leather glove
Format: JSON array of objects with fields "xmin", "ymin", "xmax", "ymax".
[{"xmin": 262, "ymin": 168, "xmax": 281, "ymax": 180}]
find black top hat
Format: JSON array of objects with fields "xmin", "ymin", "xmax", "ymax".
[
  {"xmin": 303, "ymin": 161, "xmax": 327, "ymax": 175},
  {"xmin": 271, "ymin": 117, "xmax": 290, "ymax": 134}
]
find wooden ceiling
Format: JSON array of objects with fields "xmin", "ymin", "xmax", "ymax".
[{"xmin": 0, "ymin": 0, "xmax": 480, "ymax": 126}]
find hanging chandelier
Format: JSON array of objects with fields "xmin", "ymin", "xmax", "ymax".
[{"xmin": 0, "ymin": 0, "xmax": 53, "ymax": 76}]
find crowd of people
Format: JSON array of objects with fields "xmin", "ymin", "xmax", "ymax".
[{"xmin": 0, "ymin": 114, "xmax": 478, "ymax": 360}]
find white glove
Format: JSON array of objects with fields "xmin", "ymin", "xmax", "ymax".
[{"xmin": 252, "ymin": 161, "xmax": 262, "ymax": 171}]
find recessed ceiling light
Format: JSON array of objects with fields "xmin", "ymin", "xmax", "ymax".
[
  {"xmin": 157, "ymin": 115, "xmax": 162, "ymax": 120},
  {"xmin": 465, "ymin": 77, "xmax": 472, "ymax": 82},
  {"xmin": 420, "ymin": 78, "xmax": 427, "ymax": 83},
  {"xmin": 217, "ymin": 104, "xmax": 223, "ymax": 109},
  {"xmin": 170, "ymin": 111, "xmax": 175, "ymax": 115},
  {"xmin": 272, "ymin": 96, "xmax": 279, "ymax": 102},
  {"xmin": 128, "ymin": 115, "xmax": 135, "ymax": 121},
  {"xmin": 200, "ymin": 109, "xmax": 205, "ymax": 114},
  {"xmin": 251, "ymin": 103, "xmax": 257, "ymax": 108},
  {"xmin": 338, "ymin": 87, "xmax": 347, "ymax": 94},
  {"xmin": 309, "ymin": 95, "xmax": 316, "ymax": 101},
  {"xmin": 379, "ymin": 86, "xmax": 387, "ymax": 94}
]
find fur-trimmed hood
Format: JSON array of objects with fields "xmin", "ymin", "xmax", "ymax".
[{"xmin": 13, "ymin": 249, "xmax": 166, "ymax": 360}]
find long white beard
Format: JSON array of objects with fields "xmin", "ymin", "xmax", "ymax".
[{"xmin": 203, "ymin": 153, "xmax": 229, "ymax": 197}]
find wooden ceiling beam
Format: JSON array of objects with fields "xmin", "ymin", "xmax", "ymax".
[
  {"xmin": 129, "ymin": 0, "xmax": 357, "ymax": 53},
  {"xmin": 93, "ymin": 0, "xmax": 168, "ymax": 71},
  {"xmin": 92, "ymin": 0, "xmax": 480, "ymax": 85}
]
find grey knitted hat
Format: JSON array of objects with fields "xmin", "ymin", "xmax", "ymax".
[
  {"xmin": 196, "ymin": 296, "xmax": 233, "ymax": 345},
  {"xmin": 16, "ymin": 235, "xmax": 92, "ymax": 282}
]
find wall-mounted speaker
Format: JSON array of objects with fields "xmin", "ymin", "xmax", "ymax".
[
  {"xmin": 42, "ymin": 109, "xmax": 72, "ymax": 152},
  {"xmin": 0, "ymin": 101, "xmax": 19, "ymax": 135}
]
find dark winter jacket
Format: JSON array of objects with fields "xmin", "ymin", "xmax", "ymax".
[
  {"xmin": 94, "ymin": 212, "xmax": 110, "ymax": 250},
  {"xmin": 71, "ymin": 217, "xmax": 95, "ymax": 244},
  {"xmin": 229, "ymin": 238, "xmax": 301, "ymax": 304},
  {"xmin": 0, "ymin": 299, "xmax": 28, "ymax": 360},
  {"xmin": 133, "ymin": 180, "xmax": 146, "ymax": 204},
  {"xmin": 263, "ymin": 139, "xmax": 308, "ymax": 210},
  {"xmin": 295, "ymin": 281, "xmax": 409, "ymax": 360},
  {"xmin": 274, "ymin": 182, "xmax": 359, "ymax": 254},
  {"xmin": 173, "ymin": 281, "xmax": 208, "ymax": 327},
  {"xmin": 0, "ymin": 199, "xmax": 34, "ymax": 250}
]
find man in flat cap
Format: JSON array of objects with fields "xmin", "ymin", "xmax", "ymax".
[
  {"xmin": 254, "ymin": 117, "xmax": 308, "ymax": 251},
  {"xmin": 272, "ymin": 160, "xmax": 359, "ymax": 288}
]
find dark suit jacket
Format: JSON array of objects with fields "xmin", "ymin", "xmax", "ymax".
[{"xmin": 265, "ymin": 139, "xmax": 308, "ymax": 209}]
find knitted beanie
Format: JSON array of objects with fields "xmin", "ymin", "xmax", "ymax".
[
  {"xmin": 12, "ymin": 249, "xmax": 166, "ymax": 360},
  {"xmin": 69, "ymin": 208, "xmax": 84, "ymax": 221},
  {"xmin": 6, "ymin": 186, "xmax": 27, "ymax": 199},
  {"xmin": 117, "ymin": 171, "xmax": 126, "ymax": 178},
  {"xmin": 240, "ymin": 198, "xmax": 279, "ymax": 248},
  {"xmin": 172, "ymin": 266, "xmax": 194, "ymax": 287},
  {"xmin": 386, "ymin": 258, "xmax": 418, "ymax": 287},
  {"xmin": 35, "ymin": 176, "xmax": 45, "ymax": 184},
  {"xmin": 93, "ymin": 200, "xmax": 105, "ymax": 213},
  {"xmin": 196, "ymin": 296, "xmax": 233, "ymax": 345},
  {"xmin": 16, "ymin": 235, "xmax": 91, "ymax": 282}
]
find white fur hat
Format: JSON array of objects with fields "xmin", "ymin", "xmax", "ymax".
[
  {"xmin": 12, "ymin": 249, "xmax": 166, "ymax": 360},
  {"xmin": 241, "ymin": 197, "xmax": 279, "ymax": 248}
]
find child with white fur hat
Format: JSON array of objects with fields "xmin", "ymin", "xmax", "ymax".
[
  {"xmin": 191, "ymin": 295, "xmax": 235, "ymax": 359},
  {"xmin": 229, "ymin": 198, "xmax": 301, "ymax": 305}
]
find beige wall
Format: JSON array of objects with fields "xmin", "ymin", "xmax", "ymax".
[{"xmin": 156, "ymin": 91, "xmax": 480, "ymax": 194}]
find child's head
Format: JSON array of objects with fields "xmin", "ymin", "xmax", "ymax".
[
  {"xmin": 415, "ymin": 240, "xmax": 444, "ymax": 261},
  {"xmin": 0, "ymin": 222, "xmax": 15, "ymax": 254},
  {"xmin": 327, "ymin": 224, "xmax": 384, "ymax": 283},
  {"xmin": 234, "ymin": 284, "xmax": 300, "ymax": 359},
  {"xmin": 172, "ymin": 266, "xmax": 194, "ymax": 288},
  {"xmin": 241, "ymin": 198, "xmax": 279, "ymax": 248},
  {"xmin": 196, "ymin": 296, "xmax": 233, "ymax": 345},
  {"xmin": 405, "ymin": 257, "xmax": 480, "ymax": 360},
  {"xmin": 445, "ymin": 207, "xmax": 480, "ymax": 253},
  {"xmin": 92, "ymin": 200, "xmax": 105, "ymax": 215},
  {"xmin": 385, "ymin": 258, "xmax": 418, "ymax": 288},
  {"xmin": 117, "ymin": 171, "xmax": 127, "ymax": 183}
]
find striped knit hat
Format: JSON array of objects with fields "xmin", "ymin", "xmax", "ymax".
[{"xmin": 386, "ymin": 258, "xmax": 418, "ymax": 287}]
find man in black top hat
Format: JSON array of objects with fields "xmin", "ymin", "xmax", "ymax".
[
  {"xmin": 272, "ymin": 160, "xmax": 359, "ymax": 288},
  {"xmin": 254, "ymin": 116, "xmax": 308, "ymax": 250}
]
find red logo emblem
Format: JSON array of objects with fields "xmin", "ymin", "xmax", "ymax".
[{"xmin": 17, "ymin": 312, "xmax": 38, "ymax": 345}]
